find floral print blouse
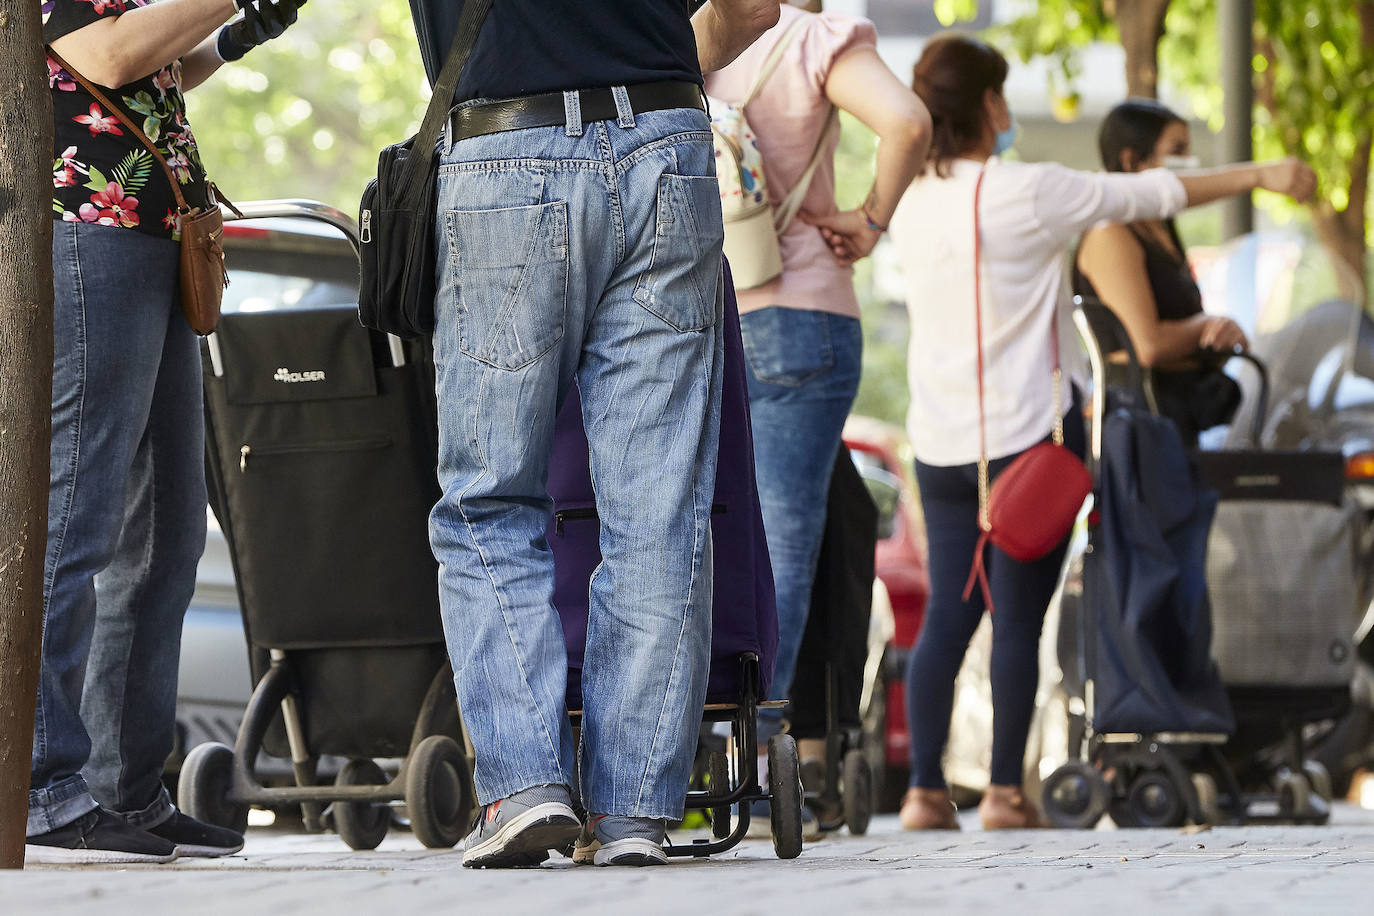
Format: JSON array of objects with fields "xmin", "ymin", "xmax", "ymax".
[{"xmin": 43, "ymin": 0, "xmax": 210, "ymax": 240}]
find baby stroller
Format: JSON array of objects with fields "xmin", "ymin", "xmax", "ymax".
[
  {"xmin": 789, "ymin": 448, "xmax": 880, "ymax": 835},
  {"xmin": 181, "ymin": 201, "xmax": 474, "ymax": 850},
  {"xmin": 546, "ymin": 261, "xmax": 804, "ymax": 859}
]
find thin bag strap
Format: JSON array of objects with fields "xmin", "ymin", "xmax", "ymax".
[
  {"xmin": 971, "ymin": 167, "xmax": 1065, "ymax": 529},
  {"xmin": 47, "ymin": 48, "xmax": 191, "ymax": 213},
  {"xmin": 773, "ymin": 105, "xmax": 837, "ymax": 234},
  {"xmin": 732, "ymin": 12, "xmax": 838, "ymax": 236},
  {"xmin": 964, "ymin": 166, "xmax": 1066, "ymax": 611},
  {"xmin": 740, "ymin": 13, "xmax": 810, "ymax": 108},
  {"xmin": 397, "ymin": 0, "xmax": 493, "ymax": 205}
]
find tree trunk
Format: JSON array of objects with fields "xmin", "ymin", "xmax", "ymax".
[
  {"xmin": 1111, "ymin": 0, "xmax": 1172, "ymax": 97},
  {"xmin": 1310, "ymin": 132, "xmax": 1371, "ymax": 303},
  {"xmin": 0, "ymin": 0, "xmax": 56, "ymax": 870}
]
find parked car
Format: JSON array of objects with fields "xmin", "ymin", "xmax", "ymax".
[
  {"xmin": 170, "ymin": 202, "xmax": 361, "ymax": 780},
  {"xmin": 843, "ymin": 415, "xmax": 931, "ymax": 809}
]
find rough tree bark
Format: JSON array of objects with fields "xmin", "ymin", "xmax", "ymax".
[
  {"xmin": 1109, "ymin": 0, "xmax": 1173, "ymax": 98},
  {"xmin": 0, "ymin": 0, "xmax": 56, "ymax": 870}
]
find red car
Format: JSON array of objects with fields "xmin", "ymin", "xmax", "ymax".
[{"xmin": 843, "ymin": 416, "xmax": 930, "ymax": 808}]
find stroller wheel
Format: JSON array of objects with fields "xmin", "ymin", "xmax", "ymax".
[
  {"xmin": 179, "ymin": 742, "xmax": 249, "ymax": 834},
  {"xmin": 767, "ymin": 735, "xmax": 804, "ymax": 860},
  {"xmin": 708, "ymin": 751, "xmax": 732, "ymax": 841},
  {"xmin": 1126, "ymin": 770, "xmax": 1187, "ymax": 828},
  {"xmin": 841, "ymin": 749, "xmax": 873, "ymax": 836},
  {"xmin": 1302, "ymin": 760, "xmax": 1334, "ymax": 802},
  {"xmin": 334, "ymin": 759, "xmax": 391, "ymax": 850},
  {"xmin": 1277, "ymin": 769, "xmax": 1314, "ymax": 819},
  {"xmin": 405, "ymin": 735, "xmax": 472, "ymax": 849},
  {"xmin": 1191, "ymin": 772, "xmax": 1222, "ymax": 826},
  {"xmin": 1041, "ymin": 762, "xmax": 1108, "ymax": 829}
]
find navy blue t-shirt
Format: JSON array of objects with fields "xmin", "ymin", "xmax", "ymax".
[{"xmin": 410, "ymin": 0, "xmax": 704, "ymax": 104}]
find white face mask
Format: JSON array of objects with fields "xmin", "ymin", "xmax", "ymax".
[{"xmin": 1160, "ymin": 155, "xmax": 1200, "ymax": 171}]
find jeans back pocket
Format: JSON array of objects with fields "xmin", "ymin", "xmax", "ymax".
[
  {"xmin": 632, "ymin": 174, "xmax": 724, "ymax": 332},
  {"xmin": 446, "ymin": 201, "xmax": 569, "ymax": 371}
]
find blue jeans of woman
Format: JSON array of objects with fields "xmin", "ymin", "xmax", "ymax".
[
  {"xmin": 740, "ymin": 307, "xmax": 863, "ymax": 741},
  {"xmin": 28, "ymin": 222, "xmax": 206, "ymax": 835},
  {"xmin": 905, "ymin": 405, "xmax": 1085, "ymax": 789},
  {"xmin": 428, "ymin": 101, "xmax": 724, "ymax": 820}
]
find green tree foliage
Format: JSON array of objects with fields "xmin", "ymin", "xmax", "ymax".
[
  {"xmin": 186, "ymin": 1, "xmax": 426, "ymax": 210},
  {"xmin": 939, "ymin": 0, "xmax": 1372, "ymax": 298},
  {"xmin": 1165, "ymin": 0, "xmax": 1373, "ymax": 298}
]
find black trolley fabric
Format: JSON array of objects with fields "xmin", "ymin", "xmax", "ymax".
[{"xmin": 202, "ymin": 306, "xmax": 446, "ymax": 759}]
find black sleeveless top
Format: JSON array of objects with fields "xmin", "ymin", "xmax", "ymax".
[
  {"xmin": 1073, "ymin": 221, "xmax": 1238, "ymax": 445},
  {"xmin": 1073, "ymin": 220, "xmax": 1203, "ymax": 322}
]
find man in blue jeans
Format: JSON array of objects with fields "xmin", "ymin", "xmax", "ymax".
[{"xmin": 410, "ymin": 0, "xmax": 780, "ymax": 868}]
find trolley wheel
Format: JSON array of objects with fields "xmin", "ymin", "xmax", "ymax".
[
  {"xmin": 841, "ymin": 749, "xmax": 873, "ymax": 836},
  {"xmin": 1302, "ymin": 760, "xmax": 1334, "ymax": 802},
  {"xmin": 334, "ymin": 758, "xmax": 391, "ymax": 850},
  {"xmin": 708, "ymin": 751, "xmax": 732, "ymax": 841},
  {"xmin": 1126, "ymin": 770, "xmax": 1187, "ymax": 828},
  {"xmin": 1191, "ymin": 772, "xmax": 1222, "ymax": 826},
  {"xmin": 1277, "ymin": 769, "xmax": 1312, "ymax": 819},
  {"xmin": 405, "ymin": 735, "xmax": 471, "ymax": 849},
  {"xmin": 1041, "ymin": 762, "xmax": 1109, "ymax": 829},
  {"xmin": 767, "ymin": 734, "xmax": 804, "ymax": 860},
  {"xmin": 178, "ymin": 742, "xmax": 249, "ymax": 835}
]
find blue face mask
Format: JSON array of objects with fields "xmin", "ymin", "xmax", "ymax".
[{"xmin": 994, "ymin": 116, "xmax": 1018, "ymax": 156}]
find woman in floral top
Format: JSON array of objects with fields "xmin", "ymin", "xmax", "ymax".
[{"xmin": 30, "ymin": 0, "xmax": 305, "ymax": 866}]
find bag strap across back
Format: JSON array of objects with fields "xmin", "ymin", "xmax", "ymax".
[
  {"xmin": 734, "ymin": 13, "xmax": 839, "ymax": 235},
  {"xmin": 397, "ymin": 0, "xmax": 493, "ymax": 207}
]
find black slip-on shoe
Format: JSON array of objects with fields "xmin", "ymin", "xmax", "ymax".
[
  {"xmin": 146, "ymin": 809, "xmax": 244, "ymax": 857},
  {"xmin": 25, "ymin": 809, "xmax": 178, "ymax": 865}
]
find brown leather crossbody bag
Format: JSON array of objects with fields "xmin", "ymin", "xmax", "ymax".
[{"xmin": 49, "ymin": 49, "xmax": 240, "ymax": 335}]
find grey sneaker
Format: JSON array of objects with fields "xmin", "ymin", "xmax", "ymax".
[
  {"xmin": 461, "ymin": 786, "xmax": 580, "ymax": 869},
  {"xmin": 572, "ymin": 815, "xmax": 668, "ymax": 867},
  {"xmin": 25, "ymin": 809, "xmax": 178, "ymax": 865}
]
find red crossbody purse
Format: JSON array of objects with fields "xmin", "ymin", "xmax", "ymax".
[{"xmin": 963, "ymin": 169, "xmax": 1092, "ymax": 610}]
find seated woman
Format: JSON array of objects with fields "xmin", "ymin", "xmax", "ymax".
[{"xmin": 1074, "ymin": 98, "xmax": 1284, "ymax": 444}]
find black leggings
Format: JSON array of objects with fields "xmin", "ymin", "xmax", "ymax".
[{"xmin": 904, "ymin": 409, "xmax": 1085, "ymax": 789}]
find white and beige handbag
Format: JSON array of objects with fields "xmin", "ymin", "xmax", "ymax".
[{"xmin": 709, "ymin": 15, "xmax": 838, "ymax": 290}]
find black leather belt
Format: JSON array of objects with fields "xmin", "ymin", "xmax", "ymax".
[{"xmin": 450, "ymin": 80, "xmax": 706, "ymax": 142}]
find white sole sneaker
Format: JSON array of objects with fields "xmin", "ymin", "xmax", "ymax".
[
  {"xmin": 593, "ymin": 837, "xmax": 668, "ymax": 867},
  {"xmin": 24, "ymin": 844, "xmax": 179, "ymax": 865},
  {"xmin": 461, "ymin": 802, "xmax": 580, "ymax": 868}
]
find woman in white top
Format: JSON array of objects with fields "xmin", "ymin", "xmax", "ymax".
[{"xmin": 872, "ymin": 33, "xmax": 1315, "ymax": 831}]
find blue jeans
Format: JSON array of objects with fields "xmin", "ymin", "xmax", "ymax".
[
  {"xmin": 740, "ymin": 307, "xmax": 863, "ymax": 740},
  {"xmin": 429, "ymin": 98, "xmax": 724, "ymax": 819},
  {"xmin": 29, "ymin": 222, "xmax": 206, "ymax": 835}
]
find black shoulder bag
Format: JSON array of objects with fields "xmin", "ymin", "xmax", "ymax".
[{"xmin": 358, "ymin": 0, "xmax": 492, "ymax": 338}]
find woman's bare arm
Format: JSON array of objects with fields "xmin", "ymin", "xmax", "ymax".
[
  {"xmin": 48, "ymin": 0, "xmax": 235, "ymax": 89},
  {"xmin": 806, "ymin": 47, "xmax": 931, "ymax": 264},
  {"xmin": 1076, "ymin": 223, "xmax": 1216, "ymax": 367}
]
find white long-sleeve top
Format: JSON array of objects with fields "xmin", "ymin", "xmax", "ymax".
[{"xmin": 890, "ymin": 157, "xmax": 1188, "ymax": 466}]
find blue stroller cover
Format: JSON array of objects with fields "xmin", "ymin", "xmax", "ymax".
[
  {"xmin": 1085, "ymin": 404, "xmax": 1235, "ymax": 735},
  {"xmin": 546, "ymin": 261, "xmax": 779, "ymax": 705}
]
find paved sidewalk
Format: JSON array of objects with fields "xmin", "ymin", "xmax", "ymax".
[{"xmin": 8, "ymin": 805, "xmax": 1374, "ymax": 915}]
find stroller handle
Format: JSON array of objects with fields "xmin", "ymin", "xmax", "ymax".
[
  {"xmin": 222, "ymin": 199, "xmax": 362, "ymax": 257},
  {"xmin": 208, "ymin": 199, "xmax": 404, "ymax": 375},
  {"xmin": 1072, "ymin": 296, "xmax": 1272, "ymax": 461}
]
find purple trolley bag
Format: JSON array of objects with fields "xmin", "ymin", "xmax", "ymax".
[{"xmin": 545, "ymin": 260, "xmax": 805, "ymax": 859}]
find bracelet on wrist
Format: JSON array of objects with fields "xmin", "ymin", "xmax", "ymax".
[{"xmin": 861, "ymin": 205, "xmax": 888, "ymax": 233}]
